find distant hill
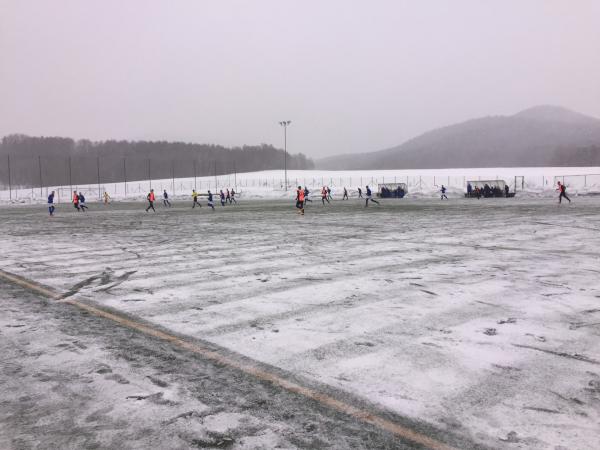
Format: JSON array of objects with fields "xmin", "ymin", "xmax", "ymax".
[{"xmin": 317, "ymin": 106, "xmax": 600, "ymax": 169}]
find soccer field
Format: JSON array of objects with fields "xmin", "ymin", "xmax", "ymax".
[{"xmin": 2, "ymin": 197, "xmax": 600, "ymax": 449}]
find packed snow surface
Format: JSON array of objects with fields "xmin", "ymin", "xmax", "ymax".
[{"xmin": 1, "ymin": 197, "xmax": 600, "ymax": 449}]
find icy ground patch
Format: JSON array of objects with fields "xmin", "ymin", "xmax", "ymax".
[{"xmin": 2, "ymin": 197, "xmax": 600, "ymax": 449}]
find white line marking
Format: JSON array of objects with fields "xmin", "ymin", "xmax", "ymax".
[{"xmin": 0, "ymin": 268, "xmax": 457, "ymax": 450}]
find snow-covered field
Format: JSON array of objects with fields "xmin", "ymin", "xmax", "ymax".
[
  {"xmin": 1, "ymin": 197, "xmax": 599, "ymax": 449},
  {"xmin": 2, "ymin": 167, "xmax": 600, "ymax": 204}
]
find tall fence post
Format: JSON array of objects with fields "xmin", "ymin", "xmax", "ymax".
[
  {"xmin": 214, "ymin": 161, "xmax": 217, "ymax": 190},
  {"xmin": 193, "ymin": 160, "xmax": 197, "ymax": 191},
  {"xmin": 68, "ymin": 156, "xmax": 73, "ymax": 197},
  {"xmin": 97, "ymin": 156, "xmax": 101, "ymax": 200},
  {"xmin": 171, "ymin": 160, "xmax": 175, "ymax": 193},
  {"xmin": 38, "ymin": 155, "xmax": 43, "ymax": 196},
  {"xmin": 7, "ymin": 155, "xmax": 11, "ymax": 202},
  {"xmin": 123, "ymin": 158, "xmax": 127, "ymax": 196}
]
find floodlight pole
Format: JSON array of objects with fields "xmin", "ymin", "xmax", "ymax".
[{"xmin": 279, "ymin": 120, "xmax": 291, "ymax": 191}]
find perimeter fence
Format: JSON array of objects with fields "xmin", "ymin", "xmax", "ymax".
[{"xmin": 1, "ymin": 153, "xmax": 598, "ymax": 202}]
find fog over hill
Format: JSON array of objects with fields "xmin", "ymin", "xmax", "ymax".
[{"xmin": 317, "ymin": 106, "xmax": 600, "ymax": 169}]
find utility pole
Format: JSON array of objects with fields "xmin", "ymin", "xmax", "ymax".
[{"xmin": 279, "ymin": 121, "xmax": 291, "ymax": 191}]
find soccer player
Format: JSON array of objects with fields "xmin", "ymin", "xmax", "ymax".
[
  {"xmin": 343, "ymin": 187, "xmax": 349, "ymax": 200},
  {"xmin": 146, "ymin": 189, "xmax": 156, "ymax": 212},
  {"xmin": 192, "ymin": 189, "xmax": 201, "ymax": 208},
  {"xmin": 321, "ymin": 186, "xmax": 330, "ymax": 205},
  {"xmin": 357, "ymin": 187, "xmax": 363, "ymax": 198},
  {"xmin": 303, "ymin": 187, "xmax": 312, "ymax": 203},
  {"xmin": 557, "ymin": 181, "xmax": 571, "ymax": 204},
  {"xmin": 163, "ymin": 190, "xmax": 172, "ymax": 207},
  {"xmin": 219, "ymin": 190, "xmax": 226, "ymax": 206},
  {"xmin": 226, "ymin": 188, "xmax": 231, "ymax": 204},
  {"xmin": 207, "ymin": 190, "xmax": 215, "ymax": 210},
  {"xmin": 440, "ymin": 185, "xmax": 448, "ymax": 200},
  {"xmin": 78, "ymin": 192, "xmax": 89, "ymax": 211},
  {"xmin": 72, "ymin": 190, "xmax": 80, "ymax": 211},
  {"xmin": 103, "ymin": 191, "xmax": 111, "ymax": 204},
  {"xmin": 230, "ymin": 188, "xmax": 237, "ymax": 204},
  {"xmin": 48, "ymin": 191, "xmax": 55, "ymax": 216},
  {"xmin": 327, "ymin": 186, "xmax": 332, "ymax": 201},
  {"xmin": 365, "ymin": 185, "xmax": 379, "ymax": 207},
  {"xmin": 296, "ymin": 186, "xmax": 305, "ymax": 215}
]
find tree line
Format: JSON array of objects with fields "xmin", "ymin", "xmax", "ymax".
[{"xmin": 0, "ymin": 134, "xmax": 314, "ymax": 188}]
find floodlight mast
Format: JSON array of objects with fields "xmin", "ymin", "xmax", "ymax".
[{"xmin": 279, "ymin": 120, "xmax": 291, "ymax": 191}]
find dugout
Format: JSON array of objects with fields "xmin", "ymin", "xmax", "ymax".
[
  {"xmin": 377, "ymin": 183, "xmax": 407, "ymax": 198},
  {"xmin": 465, "ymin": 180, "xmax": 515, "ymax": 198}
]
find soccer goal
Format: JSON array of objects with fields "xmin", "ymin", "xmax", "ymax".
[
  {"xmin": 514, "ymin": 176, "xmax": 524, "ymax": 193},
  {"xmin": 57, "ymin": 186, "xmax": 105, "ymax": 202}
]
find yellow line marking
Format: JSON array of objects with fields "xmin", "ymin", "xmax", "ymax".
[{"xmin": 0, "ymin": 268, "xmax": 456, "ymax": 450}]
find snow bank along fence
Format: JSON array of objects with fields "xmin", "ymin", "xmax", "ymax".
[
  {"xmin": 0, "ymin": 153, "xmax": 598, "ymax": 202},
  {"xmin": 0, "ymin": 172, "xmax": 577, "ymax": 203}
]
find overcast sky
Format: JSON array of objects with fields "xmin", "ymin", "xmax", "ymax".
[{"xmin": 1, "ymin": 0, "xmax": 599, "ymax": 158}]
